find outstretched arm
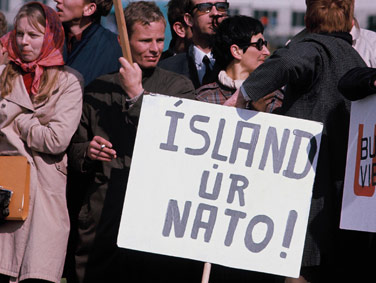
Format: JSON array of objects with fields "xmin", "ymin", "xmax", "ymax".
[{"xmin": 338, "ymin": 67, "xmax": 376, "ymax": 100}]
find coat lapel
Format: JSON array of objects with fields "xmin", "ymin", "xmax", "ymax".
[
  {"xmin": 187, "ymin": 52, "xmax": 200, "ymax": 89},
  {"xmin": 5, "ymin": 75, "xmax": 35, "ymax": 112}
]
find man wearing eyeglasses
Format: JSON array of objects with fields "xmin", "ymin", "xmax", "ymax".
[{"xmin": 159, "ymin": 0, "xmax": 229, "ymax": 89}]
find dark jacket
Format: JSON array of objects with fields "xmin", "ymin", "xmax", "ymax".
[
  {"xmin": 158, "ymin": 46, "xmax": 219, "ymax": 89},
  {"xmin": 338, "ymin": 67, "xmax": 376, "ymax": 100},
  {"xmin": 158, "ymin": 51, "xmax": 200, "ymax": 88},
  {"xmin": 63, "ymin": 23, "xmax": 123, "ymax": 281},
  {"xmin": 64, "ymin": 23, "xmax": 122, "ymax": 87},
  {"xmin": 68, "ymin": 67, "xmax": 202, "ymax": 283},
  {"xmin": 241, "ymin": 33, "xmax": 367, "ymax": 266}
]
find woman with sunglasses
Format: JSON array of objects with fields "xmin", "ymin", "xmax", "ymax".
[
  {"xmin": 196, "ymin": 15, "xmax": 283, "ymax": 112},
  {"xmin": 0, "ymin": 2, "xmax": 83, "ymax": 282}
]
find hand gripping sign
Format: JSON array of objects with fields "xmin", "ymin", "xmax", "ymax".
[{"xmin": 117, "ymin": 94, "xmax": 323, "ymax": 278}]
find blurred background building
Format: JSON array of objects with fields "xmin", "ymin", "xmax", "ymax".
[
  {"xmin": 229, "ymin": 0, "xmax": 376, "ymax": 48},
  {"xmin": 1, "ymin": 0, "xmax": 376, "ymax": 50}
]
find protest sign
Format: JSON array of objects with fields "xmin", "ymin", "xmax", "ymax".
[
  {"xmin": 117, "ymin": 94, "xmax": 323, "ymax": 278},
  {"xmin": 340, "ymin": 95, "xmax": 376, "ymax": 232}
]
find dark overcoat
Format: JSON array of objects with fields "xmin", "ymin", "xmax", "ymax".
[
  {"xmin": 62, "ymin": 23, "xmax": 123, "ymax": 279},
  {"xmin": 68, "ymin": 67, "xmax": 204, "ymax": 283},
  {"xmin": 338, "ymin": 66, "xmax": 376, "ymax": 99},
  {"xmin": 63, "ymin": 23, "xmax": 122, "ymax": 87},
  {"xmin": 241, "ymin": 33, "xmax": 367, "ymax": 266}
]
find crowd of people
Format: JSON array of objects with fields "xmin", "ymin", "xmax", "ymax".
[{"xmin": 0, "ymin": 0, "xmax": 375, "ymax": 282}]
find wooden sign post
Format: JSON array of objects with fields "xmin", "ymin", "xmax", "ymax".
[
  {"xmin": 113, "ymin": 0, "xmax": 133, "ymax": 64},
  {"xmin": 201, "ymin": 263, "xmax": 211, "ymax": 283}
]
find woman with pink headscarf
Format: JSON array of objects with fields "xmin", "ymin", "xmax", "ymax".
[{"xmin": 0, "ymin": 2, "xmax": 83, "ymax": 282}]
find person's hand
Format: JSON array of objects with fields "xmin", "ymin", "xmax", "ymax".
[
  {"xmin": 87, "ymin": 136, "xmax": 117, "ymax": 162},
  {"xmin": 252, "ymin": 92, "xmax": 280, "ymax": 112},
  {"xmin": 212, "ymin": 13, "xmax": 228, "ymax": 29},
  {"xmin": 118, "ymin": 57, "xmax": 144, "ymax": 99},
  {"xmin": 224, "ymin": 88, "xmax": 247, "ymax": 108}
]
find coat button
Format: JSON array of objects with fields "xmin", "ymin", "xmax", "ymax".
[{"xmin": 1, "ymin": 104, "xmax": 5, "ymax": 108}]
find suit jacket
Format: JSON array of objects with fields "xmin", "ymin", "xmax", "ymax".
[{"xmin": 158, "ymin": 46, "xmax": 219, "ymax": 89}]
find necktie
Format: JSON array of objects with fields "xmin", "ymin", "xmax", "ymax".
[{"xmin": 202, "ymin": 55, "xmax": 212, "ymax": 85}]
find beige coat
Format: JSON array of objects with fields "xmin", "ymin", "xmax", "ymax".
[{"xmin": 0, "ymin": 65, "xmax": 83, "ymax": 283}]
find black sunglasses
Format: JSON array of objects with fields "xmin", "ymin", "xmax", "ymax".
[
  {"xmin": 190, "ymin": 2, "xmax": 229, "ymax": 14},
  {"xmin": 244, "ymin": 38, "xmax": 268, "ymax": 51}
]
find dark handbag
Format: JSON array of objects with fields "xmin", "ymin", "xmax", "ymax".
[{"xmin": 0, "ymin": 187, "xmax": 12, "ymax": 223}]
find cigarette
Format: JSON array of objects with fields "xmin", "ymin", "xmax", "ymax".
[{"xmin": 269, "ymin": 98, "xmax": 276, "ymax": 113}]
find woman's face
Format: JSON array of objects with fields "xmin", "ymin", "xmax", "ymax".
[
  {"xmin": 240, "ymin": 33, "xmax": 270, "ymax": 74},
  {"xmin": 16, "ymin": 16, "xmax": 45, "ymax": 62}
]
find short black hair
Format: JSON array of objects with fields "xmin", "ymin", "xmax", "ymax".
[
  {"xmin": 212, "ymin": 15, "xmax": 264, "ymax": 70},
  {"xmin": 167, "ymin": 0, "xmax": 190, "ymax": 26},
  {"xmin": 166, "ymin": 0, "xmax": 190, "ymax": 39}
]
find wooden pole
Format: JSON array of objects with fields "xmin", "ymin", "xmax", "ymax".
[
  {"xmin": 201, "ymin": 262, "xmax": 211, "ymax": 283},
  {"xmin": 113, "ymin": 0, "xmax": 133, "ymax": 64}
]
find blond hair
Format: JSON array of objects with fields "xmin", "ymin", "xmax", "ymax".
[
  {"xmin": 0, "ymin": 2, "xmax": 62, "ymax": 103},
  {"xmin": 0, "ymin": 64, "xmax": 62, "ymax": 103}
]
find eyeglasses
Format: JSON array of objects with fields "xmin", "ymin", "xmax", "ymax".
[
  {"xmin": 190, "ymin": 2, "xmax": 229, "ymax": 14},
  {"xmin": 246, "ymin": 38, "xmax": 268, "ymax": 51}
]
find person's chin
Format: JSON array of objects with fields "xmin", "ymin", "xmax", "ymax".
[
  {"xmin": 56, "ymin": 11, "xmax": 65, "ymax": 20},
  {"xmin": 141, "ymin": 61, "xmax": 158, "ymax": 69},
  {"xmin": 21, "ymin": 54, "xmax": 33, "ymax": 62},
  {"xmin": 58, "ymin": 13, "xmax": 74, "ymax": 23},
  {"xmin": 22, "ymin": 58, "xmax": 34, "ymax": 62}
]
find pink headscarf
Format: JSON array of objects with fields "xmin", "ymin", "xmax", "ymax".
[{"xmin": 0, "ymin": 2, "xmax": 65, "ymax": 96}]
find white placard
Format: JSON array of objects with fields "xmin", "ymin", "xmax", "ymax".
[
  {"xmin": 340, "ymin": 94, "xmax": 376, "ymax": 232},
  {"xmin": 117, "ymin": 94, "xmax": 323, "ymax": 278}
]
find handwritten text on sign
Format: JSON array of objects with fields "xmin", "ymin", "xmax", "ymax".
[
  {"xmin": 341, "ymin": 94, "xmax": 376, "ymax": 232},
  {"xmin": 117, "ymin": 95, "xmax": 323, "ymax": 278}
]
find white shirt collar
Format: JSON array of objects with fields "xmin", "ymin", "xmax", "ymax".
[
  {"xmin": 350, "ymin": 23, "xmax": 361, "ymax": 44},
  {"xmin": 192, "ymin": 45, "xmax": 215, "ymax": 67}
]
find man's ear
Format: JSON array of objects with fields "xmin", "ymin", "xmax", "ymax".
[
  {"xmin": 83, "ymin": 3, "xmax": 97, "ymax": 17},
  {"xmin": 184, "ymin": 13, "xmax": 193, "ymax": 28},
  {"xmin": 173, "ymin": 22, "xmax": 187, "ymax": 38},
  {"xmin": 230, "ymin": 44, "xmax": 243, "ymax": 60}
]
